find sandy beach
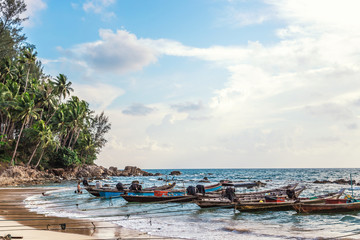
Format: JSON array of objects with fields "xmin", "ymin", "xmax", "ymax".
[{"xmin": 0, "ymin": 188, "xmax": 171, "ymax": 240}]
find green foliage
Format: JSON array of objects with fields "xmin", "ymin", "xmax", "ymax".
[
  {"xmin": 0, "ymin": 0, "xmax": 27, "ymax": 58},
  {"xmin": 51, "ymin": 147, "xmax": 81, "ymax": 168},
  {"xmin": 0, "ymin": 0, "xmax": 111, "ymax": 169}
]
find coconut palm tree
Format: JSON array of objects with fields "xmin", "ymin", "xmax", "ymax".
[
  {"xmin": 10, "ymin": 92, "xmax": 41, "ymax": 165},
  {"xmin": 34, "ymin": 124, "xmax": 53, "ymax": 168},
  {"xmin": 52, "ymin": 74, "xmax": 73, "ymax": 102},
  {"xmin": 26, "ymin": 120, "xmax": 47, "ymax": 166},
  {"xmin": 19, "ymin": 47, "xmax": 37, "ymax": 92}
]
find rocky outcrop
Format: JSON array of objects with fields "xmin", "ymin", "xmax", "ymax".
[
  {"xmin": 0, "ymin": 165, "xmax": 153, "ymax": 186},
  {"xmin": 0, "ymin": 166, "xmax": 59, "ymax": 186},
  {"xmin": 313, "ymin": 179, "xmax": 356, "ymax": 185},
  {"xmin": 170, "ymin": 171, "xmax": 181, "ymax": 176}
]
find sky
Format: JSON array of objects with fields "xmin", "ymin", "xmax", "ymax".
[{"xmin": 22, "ymin": 0, "xmax": 360, "ymax": 169}]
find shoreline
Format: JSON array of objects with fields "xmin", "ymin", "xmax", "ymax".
[{"xmin": 0, "ymin": 187, "xmax": 172, "ymax": 240}]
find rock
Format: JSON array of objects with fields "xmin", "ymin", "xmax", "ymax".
[
  {"xmin": 123, "ymin": 166, "xmax": 147, "ymax": 176},
  {"xmin": 119, "ymin": 171, "xmax": 130, "ymax": 177},
  {"xmin": 313, "ymin": 180, "xmax": 332, "ymax": 184},
  {"xmin": 333, "ymin": 179, "xmax": 355, "ymax": 185},
  {"xmin": 199, "ymin": 180, "xmax": 210, "ymax": 183},
  {"xmin": 203, "ymin": 177, "xmax": 208, "ymax": 180},
  {"xmin": 52, "ymin": 168, "xmax": 65, "ymax": 177},
  {"xmin": 0, "ymin": 164, "xmax": 152, "ymax": 186},
  {"xmin": 154, "ymin": 173, "xmax": 162, "ymax": 176},
  {"xmin": 170, "ymin": 171, "xmax": 181, "ymax": 176}
]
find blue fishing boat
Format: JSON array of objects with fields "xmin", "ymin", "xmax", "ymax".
[
  {"xmin": 88, "ymin": 182, "xmax": 176, "ymax": 199},
  {"xmin": 121, "ymin": 182, "xmax": 223, "ymax": 203}
]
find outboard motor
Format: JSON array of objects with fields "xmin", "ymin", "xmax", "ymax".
[
  {"xmin": 82, "ymin": 178, "xmax": 89, "ymax": 186},
  {"xmin": 129, "ymin": 183, "xmax": 142, "ymax": 191},
  {"xmin": 225, "ymin": 187, "xmax": 236, "ymax": 202},
  {"xmin": 196, "ymin": 185, "xmax": 206, "ymax": 196},
  {"xmin": 186, "ymin": 186, "xmax": 197, "ymax": 196},
  {"xmin": 286, "ymin": 189, "xmax": 296, "ymax": 199},
  {"xmin": 129, "ymin": 183, "xmax": 138, "ymax": 191},
  {"xmin": 116, "ymin": 182, "xmax": 124, "ymax": 191}
]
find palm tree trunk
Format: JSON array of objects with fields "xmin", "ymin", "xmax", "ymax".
[
  {"xmin": 67, "ymin": 130, "xmax": 74, "ymax": 148},
  {"xmin": 34, "ymin": 148, "xmax": 45, "ymax": 168},
  {"xmin": 27, "ymin": 141, "xmax": 40, "ymax": 166},
  {"xmin": 1, "ymin": 116, "xmax": 7, "ymax": 136},
  {"xmin": 3, "ymin": 117, "xmax": 10, "ymax": 136},
  {"xmin": 71, "ymin": 129, "xmax": 81, "ymax": 149},
  {"xmin": 24, "ymin": 67, "xmax": 30, "ymax": 92},
  {"xmin": 7, "ymin": 121, "xmax": 15, "ymax": 139},
  {"xmin": 11, "ymin": 120, "xmax": 26, "ymax": 166},
  {"xmin": 63, "ymin": 130, "xmax": 70, "ymax": 147},
  {"xmin": 45, "ymin": 109, "xmax": 57, "ymax": 125}
]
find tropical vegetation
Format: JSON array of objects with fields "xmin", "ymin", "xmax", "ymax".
[{"xmin": 0, "ymin": 0, "xmax": 111, "ymax": 169}]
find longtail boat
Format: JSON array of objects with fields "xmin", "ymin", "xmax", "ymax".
[
  {"xmin": 235, "ymin": 189, "xmax": 345, "ymax": 212},
  {"xmin": 293, "ymin": 196, "xmax": 360, "ymax": 213},
  {"xmin": 121, "ymin": 183, "xmax": 222, "ymax": 203},
  {"xmin": 195, "ymin": 184, "xmax": 303, "ymax": 208},
  {"xmin": 86, "ymin": 183, "xmax": 176, "ymax": 198}
]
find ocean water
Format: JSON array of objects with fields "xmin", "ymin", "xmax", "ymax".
[{"xmin": 24, "ymin": 168, "xmax": 360, "ymax": 239}]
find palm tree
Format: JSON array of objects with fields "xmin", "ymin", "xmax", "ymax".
[
  {"xmin": 27, "ymin": 120, "xmax": 48, "ymax": 166},
  {"xmin": 52, "ymin": 74, "xmax": 73, "ymax": 102},
  {"xmin": 32, "ymin": 121, "xmax": 53, "ymax": 168},
  {"xmin": 1, "ymin": 81, "xmax": 20, "ymax": 140},
  {"xmin": 19, "ymin": 47, "xmax": 37, "ymax": 92},
  {"xmin": 0, "ymin": 83, "xmax": 12, "ymax": 141},
  {"xmin": 11, "ymin": 92, "xmax": 41, "ymax": 165},
  {"xmin": 34, "ymin": 127, "xmax": 53, "ymax": 168},
  {"xmin": 66, "ymin": 96, "xmax": 92, "ymax": 149}
]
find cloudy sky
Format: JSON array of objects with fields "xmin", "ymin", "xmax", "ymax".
[{"xmin": 23, "ymin": 0, "xmax": 360, "ymax": 169}]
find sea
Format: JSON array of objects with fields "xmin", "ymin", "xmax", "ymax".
[{"xmin": 24, "ymin": 168, "xmax": 360, "ymax": 240}]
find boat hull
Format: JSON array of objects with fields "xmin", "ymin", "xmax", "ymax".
[
  {"xmin": 294, "ymin": 202, "xmax": 360, "ymax": 213},
  {"xmin": 87, "ymin": 183, "xmax": 177, "ymax": 199},
  {"xmin": 121, "ymin": 195, "xmax": 197, "ymax": 203},
  {"xmin": 236, "ymin": 198, "xmax": 327, "ymax": 212}
]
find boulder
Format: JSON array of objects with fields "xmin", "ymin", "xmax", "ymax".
[
  {"xmin": 170, "ymin": 171, "xmax": 181, "ymax": 176},
  {"xmin": 334, "ymin": 179, "xmax": 355, "ymax": 185},
  {"xmin": 52, "ymin": 168, "xmax": 65, "ymax": 177},
  {"xmin": 313, "ymin": 180, "xmax": 332, "ymax": 184}
]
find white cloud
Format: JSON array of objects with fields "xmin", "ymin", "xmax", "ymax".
[
  {"xmin": 72, "ymin": 83, "xmax": 124, "ymax": 111},
  {"xmin": 82, "ymin": 0, "xmax": 116, "ymax": 20},
  {"xmin": 23, "ymin": 0, "xmax": 47, "ymax": 27},
  {"xmin": 62, "ymin": 29, "xmax": 158, "ymax": 74}
]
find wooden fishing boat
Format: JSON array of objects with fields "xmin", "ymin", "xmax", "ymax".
[
  {"xmin": 85, "ymin": 186, "xmax": 111, "ymax": 197},
  {"xmin": 293, "ymin": 198, "xmax": 360, "ymax": 213},
  {"xmin": 195, "ymin": 184, "xmax": 304, "ymax": 208},
  {"xmin": 204, "ymin": 183, "xmax": 299, "ymax": 199},
  {"xmin": 121, "ymin": 182, "xmax": 222, "ymax": 203},
  {"xmin": 235, "ymin": 189, "xmax": 344, "ymax": 212},
  {"xmin": 121, "ymin": 194, "xmax": 198, "ymax": 203},
  {"xmin": 86, "ymin": 183, "xmax": 176, "ymax": 198}
]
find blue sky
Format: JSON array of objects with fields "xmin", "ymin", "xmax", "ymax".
[{"xmin": 22, "ymin": 0, "xmax": 360, "ymax": 168}]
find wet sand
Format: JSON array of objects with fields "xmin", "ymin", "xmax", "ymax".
[{"xmin": 0, "ymin": 188, "xmax": 172, "ymax": 240}]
